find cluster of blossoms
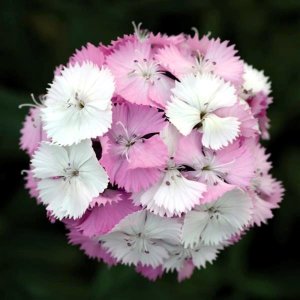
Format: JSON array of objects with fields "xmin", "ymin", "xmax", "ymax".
[{"xmin": 20, "ymin": 24, "xmax": 284, "ymax": 281}]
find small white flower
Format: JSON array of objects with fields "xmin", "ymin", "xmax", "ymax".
[
  {"xmin": 31, "ymin": 140, "xmax": 109, "ymax": 219},
  {"xmin": 163, "ymin": 242, "xmax": 222, "ymax": 272},
  {"xmin": 134, "ymin": 168, "xmax": 206, "ymax": 217},
  {"xmin": 100, "ymin": 210, "xmax": 182, "ymax": 268},
  {"xmin": 182, "ymin": 189, "xmax": 252, "ymax": 246},
  {"xmin": 167, "ymin": 73, "xmax": 240, "ymax": 150},
  {"xmin": 42, "ymin": 62, "xmax": 115, "ymax": 145},
  {"xmin": 242, "ymin": 63, "xmax": 271, "ymax": 96}
]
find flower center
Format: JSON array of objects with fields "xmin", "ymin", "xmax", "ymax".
[
  {"xmin": 67, "ymin": 92, "xmax": 86, "ymax": 110},
  {"xmin": 63, "ymin": 165, "xmax": 80, "ymax": 182},
  {"xmin": 205, "ymin": 207, "xmax": 221, "ymax": 220},
  {"xmin": 192, "ymin": 52, "xmax": 216, "ymax": 75},
  {"xmin": 114, "ymin": 121, "xmax": 140, "ymax": 161},
  {"xmin": 128, "ymin": 58, "xmax": 161, "ymax": 83},
  {"xmin": 124, "ymin": 233, "xmax": 152, "ymax": 254}
]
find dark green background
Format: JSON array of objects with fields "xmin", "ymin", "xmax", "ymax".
[{"xmin": 1, "ymin": 0, "xmax": 299, "ymax": 299}]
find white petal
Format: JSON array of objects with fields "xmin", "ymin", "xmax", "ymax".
[
  {"xmin": 160, "ymin": 123, "xmax": 181, "ymax": 157},
  {"xmin": 243, "ymin": 63, "xmax": 271, "ymax": 95},
  {"xmin": 31, "ymin": 142, "xmax": 68, "ymax": 179},
  {"xmin": 202, "ymin": 114, "xmax": 240, "ymax": 150},
  {"xmin": 191, "ymin": 243, "xmax": 221, "ymax": 268},
  {"xmin": 137, "ymin": 169, "xmax": 206, "ymax": 216},
  {"xmin": 166, "ymin": 99, "xmax": 200, "ymax": 136},
  {"xmin": 101, "ymin": 211, "xmax": 181, "ymax": 268},
  {"xmin": 182, "ymin": 189, "xmax": 252, "ymax": 246},
  {"xmin": 167, "ymin": 73, "xmax": 238, "ymax": 136}
]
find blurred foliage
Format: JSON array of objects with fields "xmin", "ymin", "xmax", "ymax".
[{"xmin": 0, "ymin": 0, "xmax": 299, "ymax": 299}]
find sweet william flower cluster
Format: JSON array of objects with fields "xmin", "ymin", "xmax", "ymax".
[{"xmin": 20, "ymin": 24, "xmax": 284, "ymax": 281}]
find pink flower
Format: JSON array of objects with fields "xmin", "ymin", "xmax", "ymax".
[
  {"xmin": 19, "ymin": 27, "xmax": 283, "ymax": 281},
  {"xmin": 156, "ymin": 35, "xmax": 244, "ymax": 88},
  {"xmin": 106, "ymin": 40, "xmax": 174, "ymax": 108},
  {"xmin": 100, "ymin": 103, "xmax": 168, "ymax": 192}
]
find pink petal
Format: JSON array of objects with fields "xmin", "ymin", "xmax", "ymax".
[
  {"xmin": 175, "ymin": 130, "xmax": 204, "ymax": 166},
  {"xmin": 201, "ymin": 182, "xmax": 236, "ymax": 204},
  {"xmin": 116, "ymin": 167, "xmax": 162, "ymax": 193},
  {"xmin": 177, "ymin": 260, "xmax": 195, "ymax": 282},
  {"xmin": 215, "ymin": 139, "xmax": 256, "ymax": 187},
  {"xmin": 215, "ymin": 101, "xmax": 259, "ymax": 139},
  {"xmin": 249, "ymin": 191, "xmax": 275, "ymax": 227},
  {"xmin": 66, "ymin": 224, "xmax": 117, "ymax": 266},
  {"xmin": 20, "ymin": 108, "xmax": 48, "ymax": 155},
  {"xmin": 156, "ymin": 45, "xmax": 194, "ymax": 78},
  {"xmin": 24, "ymin": 169, "xmax": 40, "ymax": 200},
  {"xmin": 205, "ymin": 38, "xmax": 244, "ymax": 88},
  {"xmin": 110, "ymin": 103, "xmax": 166, "ymax": 138},
  {"xmin": 89, "ymin": 189, "xmax": 123, "ymax": 208},
  {"xmin": 148, "ymin": 75, "xmax": 174, "ymax": 109},
  {"xmin": 106, "ymin": 40, "xmax": 153, "ymax": 105},
  {"xmin": 76, "ymin": 193, "xmax": 138, "ymax": 237},
  {"xmin": 128, "ymin": 136, "xmax": 168, "ymax": 169},
  {"xmin": 267, "ymin": 180, "xmax": 284, "ymax": 206},
  {"xmin": 136, "ymin": 264, "xmax": 164, "ymax": 281},
  {"xmin": 69, "ymin": 43, "xmax": 105, "ymax": 67}
]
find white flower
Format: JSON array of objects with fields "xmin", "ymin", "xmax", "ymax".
[
  {"xmin": 100, "ymin": 210, "xmax": 182, "ymax": 268},
  {"xmin": 166, "ymin": 73, "xmax": 240, "ymax": 150},
  {"xmin": 243, "ymin": 63, "xmax": 271, "ymax": 96},
  {"xmin": 163, "ymin": 243, "xmax": 222, "ymax": 272},
  {"xmin": 42, "ymin": 62, "xmax": 115, "ymax": 145},
  {"xmin": 31, "ymin": 140, "xmax": 109, "ymax": 219},
  {"xmin": 182, "ymin": 189, "xmax": 252, "ymax": 246}
]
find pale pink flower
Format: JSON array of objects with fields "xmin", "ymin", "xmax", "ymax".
[
  {"xmin": 106, "ymin": 40, "xmax": 174, "ymax": 108},
  {"xmin": 156, "ymin": 35, "xmax": 243, "ymax": 87}
]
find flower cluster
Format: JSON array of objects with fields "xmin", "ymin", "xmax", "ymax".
[{"xmin": 20, "ymin": 24, "xmax": 283, "ymax": 282}]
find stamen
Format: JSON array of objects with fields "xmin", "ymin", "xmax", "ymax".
[
  {"xmin": 21, "ymin": 169, "xmax": 30, "ymax": 175},
  {"xmin": 18, "ymin": 93, "xmax": 45, "ymax": 109},
  {"xmin": 132, "ymin": 21, "xmax": 149, "ymax": 41}
]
